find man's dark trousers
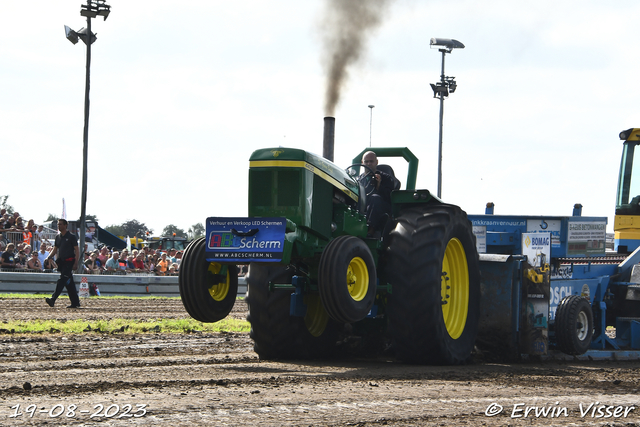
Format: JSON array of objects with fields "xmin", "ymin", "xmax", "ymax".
[{"xmin": 52, "ymin": 259, "xmax": 80, "ymax": 306}]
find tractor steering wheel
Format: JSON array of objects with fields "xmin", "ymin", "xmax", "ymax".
[{"xmin": 345, "ymin": 163, "xmax": 377, "ymax": 196}]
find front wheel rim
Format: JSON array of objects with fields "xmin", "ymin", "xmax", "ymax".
[
  {"xmin": 441, "ymin": 238, "xmax": 469, "ymax": 339},
  {"xmin": 346, "ymin": 256, "xmax": 369, "ymax": 301},
  {"xmin": 207, "ymin": 263, "xmax": 230, "ymax": 301}
]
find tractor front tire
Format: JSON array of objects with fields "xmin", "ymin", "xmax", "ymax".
[
  {"xmin": 179, "ymin": 237, "xmax": 238, "ymax": 323},
  {"xmin": 555, "ymin": 295, "xmax": 593, "ymax": 355},
  {"xmin": 246, "ymin": 264, "xmax": 341, "ymax": 359},
  {"xmin": 386, "ymin": 204, "xmax": 480, "ymax": 364},
  {"xmin": 318, "ymin": 235, "xmax": 377, "ymax": 323}
]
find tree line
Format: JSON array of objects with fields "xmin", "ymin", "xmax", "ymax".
[{"xmin": 1, "ymin": 195, "xmax": 205, "ymax": 240}]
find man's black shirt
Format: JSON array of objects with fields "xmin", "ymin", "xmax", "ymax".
[{"xmin": 55, "ymin": 231, "xmax": 78, "ymax": 261}]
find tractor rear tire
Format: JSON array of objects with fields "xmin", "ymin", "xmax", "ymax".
[
  {"xmin": 555, "ymin": 295, "xmax": 593, "ymax": 355},
  {"xmin": 246, "ymin": 263, "xmax": 341, "ymax": 359},
  {"xmin": 386, "ymin": 204, "xmax": 480, "ymax": 365},
  {"xmin": 318, "ymin": 235, "xmax": 377, "ymax": 323},
  {"xmin": 179, "ymin": 237, "xmax": 238, "ymax": 323}
]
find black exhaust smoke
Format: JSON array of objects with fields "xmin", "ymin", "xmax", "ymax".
[
  {"xmin": 323, "ymin": 116, "xmax": 335, "ymax": 162},
  {"xmin": 320, "ymin": 0, "xmax": 393, "ymax": 116}
]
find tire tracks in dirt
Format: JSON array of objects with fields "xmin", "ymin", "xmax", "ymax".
[{"xmin": 1, "ymin": 298, "xmax": 640, "ymax": 426}]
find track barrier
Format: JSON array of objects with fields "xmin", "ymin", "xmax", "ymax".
[{"xmin": 0, "ymin": 271, "xmax": 247, "ymax": 297}]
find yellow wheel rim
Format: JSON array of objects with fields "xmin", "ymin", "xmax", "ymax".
[
  {"xmin": 441, "ymin": 238, "xmax": 469, "ymax": 339},
  {"xmin": 304, "ymin": 295, "xmax": 328, "ymax": 337},
  {"xmin": 207, "ymin": 263, "xmax": 230, "ymax": 302},
  {"xmin": 346, "ymin": 256, "xmax": 369, "ymax": 301}
]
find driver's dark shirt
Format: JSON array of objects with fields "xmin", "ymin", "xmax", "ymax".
[{"xmin": 360, "ymin": 171, "xmax": 394, "ymax": 204}]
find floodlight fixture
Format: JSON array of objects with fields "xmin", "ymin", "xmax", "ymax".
[
  {"xmin": 81, "ymin": 0, "xmax": 111, "ymax": 20},
  {"xmin": 430, "ymin": 83, "xmax": 449, "ymax": 98},
  {"xmin": 430, "ymin": 38, "xmax": 465, "ymax": 52},
  {"xmin": 80, "ymin": 8, "xmax": 97, "ymax": 18},
  {"xmin": 64, "ymin": 25, "xmax": 79, "ymax": 44},
  {"xmin": 64, "ymin": 25, "xmax": 97, "ymax": 45},
  {"xmin": 77, "ymin": 27, "xmax": 97, "ymax": 45}
]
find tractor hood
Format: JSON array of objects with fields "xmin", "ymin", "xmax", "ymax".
[{"xmin": 249, "ymin": 147, "xmax": 359, "ymax": 201}]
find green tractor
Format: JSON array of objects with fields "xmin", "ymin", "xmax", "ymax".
[{"xmin": 179, "ymin": 144, "xmax": 480, "ymax": 364}]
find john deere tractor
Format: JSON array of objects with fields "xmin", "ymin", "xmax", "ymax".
[{"xmin": 179, "ymin": 145, "xmax": 480, "ymax": 364}]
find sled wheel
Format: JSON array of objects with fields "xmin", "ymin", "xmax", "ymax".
[
  {"xmin": 555, "ymin": 295, "xmax": 593, "ymax": 355},
  {"xmin": 318, "ymin": 235, "xmax": 377, "ymax": 323},
  {"xmin": 246, "ymin": 264, "xmax": 340, "ymax": 359},
  {"xmin": 179, "ymin": 237, "xmax": 238, "ymax": 323},
  {"xmin": 386, "ymin": 204, "xmax": 480, "ymax": 364}
]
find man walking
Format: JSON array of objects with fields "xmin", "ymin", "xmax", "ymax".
[{"xmin": 45, "ymin": 219, "xmax": 81, "ymax": 308}]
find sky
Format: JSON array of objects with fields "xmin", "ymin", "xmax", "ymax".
[{"xmin": 2, "ymin": 0, "xmax": 639, "ymax": 234}]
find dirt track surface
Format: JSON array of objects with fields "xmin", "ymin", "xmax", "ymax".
[{"xmin": 1, "ymin": 297, "xmax": 640, "ymax": 426}]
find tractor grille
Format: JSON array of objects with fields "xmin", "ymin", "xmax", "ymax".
[
  {"xmin": 277, "ymin": 170, "xmax": 299, "ymax": 206},
  {"xmin": 250, "ymin": 169, "xmax": 300, "ymax": 208}
]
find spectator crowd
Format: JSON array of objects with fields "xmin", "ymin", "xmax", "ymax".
[
  {"xmin": 0, "ymin": 209, "xmax": 49, "ymax": 252},
  {"xmin": 0, "ymin": 208, "xmax": 182, "ymax": 276}
]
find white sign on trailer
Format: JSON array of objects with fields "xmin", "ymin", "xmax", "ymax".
[
  {"xmin": 473, "ymin": 226, "xmax": 486, "ymax": 253},
  {"xmin": 522, "ymin": 232, "xmax": 551, "ymax": 267},
  {"xmin": 526, "ymin": 219, "xmax": 561, "ymax": 248}
]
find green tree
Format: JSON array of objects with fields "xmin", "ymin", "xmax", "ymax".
[
  {"xmin": 43, "ymin": 213, "xmax": 60, "ymax": 229},
  {"xmin": 104, "ymin": 224, "xmax": 125, "ymax": 236},
  {"xmin": 121, "ymin": 219, "xmax": 152, "ymax": 238},
  {"xmin": 188, "ymin": 223, "xmax": 205, "ymax": 239},
  {"xmin": 1, "ymin": 195, "xmax": 14, "ymax": 214},
  {"xmin": 104, "ymin": 220, "xmax": 152, "ymax": 238},
  {"xmin": 161, "ymin": 224, "xmax": 187, "ymax": 238},
  {"xmin": 76, "ymin": 214, "xmax": 99, "ymax": 223}
]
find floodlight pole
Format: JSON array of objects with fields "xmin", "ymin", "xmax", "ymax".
[
  {"xmin": 368, "ymin": 105, "xmax": 374, "ymax": 147},
  {"xmin": 78, "ymin": 3, "xmax": 92, "ymax": 272},
  {"xmin": 436, "ymin": 50, "xmax": 448, "ymax": 198},
  {"xmin": 67, "ymin": 0, "xmax": 110, "ymax": 272},
  {"xmin": 430, "ymin": 39, "xmax": 463, "ymax": 199}
]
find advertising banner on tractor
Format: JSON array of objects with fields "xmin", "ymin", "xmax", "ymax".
[{"xmin": 205, "ymin": 217, "xmax": 286, "ymax": 262}]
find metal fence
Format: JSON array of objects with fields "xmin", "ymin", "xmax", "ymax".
[
  {"xmin": 2, "ymin": 227, "xmax": 57, "ymax": 247},
  {"xmin": 4, "ymin": 231, "xmax": 25, "ymax": 245}
]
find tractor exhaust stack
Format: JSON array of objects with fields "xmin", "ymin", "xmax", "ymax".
[{"xmin": 323, "ymin": 116, "xmax": 335, "ymax": 162}]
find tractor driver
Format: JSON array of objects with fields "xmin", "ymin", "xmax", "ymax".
[{"xmin": 360, "ymin": 151, "xmax": 394, "ymax": 237}]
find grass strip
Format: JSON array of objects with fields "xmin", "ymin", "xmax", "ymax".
[
  {"xmin": 0, "ymin": 294, "xmax": 244, "ymax": 301},
  {"xmin": 0, "ymin": 293, "xmax": 179, "ymax": 300},
  {"xmin": 0, "ymin": 317, "xmax": 250, "ymax": 335}
]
